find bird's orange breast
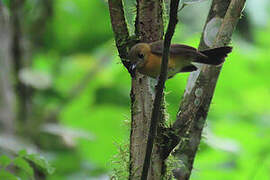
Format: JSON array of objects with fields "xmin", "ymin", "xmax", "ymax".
[
  {"xmin": 138, "ymin": 53, "xmax": 188, "ymax": 78},
  {"xmin": 137, "ymin": 53, "xmax": 162, "ymax": 78}
]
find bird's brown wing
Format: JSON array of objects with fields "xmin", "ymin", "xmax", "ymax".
[{"xmin": 150, "ymin": 40, "xmax": 207, "ymax": 60}]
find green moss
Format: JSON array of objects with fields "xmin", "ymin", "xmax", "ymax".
[{"xmin": 110, "ymin": 142, "xmax": 130, "ymax": 180}]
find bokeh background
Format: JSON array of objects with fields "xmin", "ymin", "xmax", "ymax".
[{"xmin": 0, "ymin": 0, "xmax": 270, "ymax": 179}]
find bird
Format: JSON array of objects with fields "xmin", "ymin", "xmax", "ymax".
[{"xmin": 128, "ymin": 40, "xmax": 232, "ymax": 79}]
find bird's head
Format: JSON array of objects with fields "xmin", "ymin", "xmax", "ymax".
[{"xmin": 128, "ymin": 43, "xmax": 151, "ymax": 71}]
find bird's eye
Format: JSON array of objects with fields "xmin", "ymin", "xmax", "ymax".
[{"xmin": 138, "ymin": 53, "xmax": 144, "ymax": 59}]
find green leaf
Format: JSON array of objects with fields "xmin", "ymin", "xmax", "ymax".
[
  {"xmin": 13, "ymin": 157, "xmax": 34, "ymax": 177},
  {"xmin": 1, "ymin": 0, "xmax": 11, "ymax": 8},
  {"xmin": 0, "ymin": 170, "xmax": 18, "ymax": 180},
  {"xmin": 18, "ymin": 150, "xmax": 27, "ymax": 157},
  {"xmin": 25, "ymin": 154, "xmax": 55, "ymax": 175},
  {"xmin": 0, "ymin": 155, "xmax": 12, "ymax": 168}
]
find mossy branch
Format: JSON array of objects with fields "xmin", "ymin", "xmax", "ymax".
[
  {"xmin": 129, "ymin": 0, "xmax": 165, "ymax": 179},
  {"xmin": 108, "ymin": 0, "xmax": 138, "ymax": 74},
  {"xmin": 140, "ymin": 1, "xmax": 180, "ymax": 179}
]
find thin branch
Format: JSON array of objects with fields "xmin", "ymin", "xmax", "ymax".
[
  {"xmin": 0, "ymin": 4, "xmax": 15, "ymax": 134},
  {"xmin": 168, "ymin": 0, "xmax": 246, "ymax": 179},
  {"xmin": 108, "ymin": 0, "xmax": 135, "ymax": 74},
  {"xmin": 214, "ymin": 0, "xmax": 246, "ymax": 47},
  {"xmin": 108, "ymin": 0, "xmax": 129, "ymax": 58},
  {"xmin": 140, "ymin": 0, "xmax": 180, "ymax": 179},
  {"xmin": 163, "ymin": 0, "xmax": 231, "ymax": 157}
]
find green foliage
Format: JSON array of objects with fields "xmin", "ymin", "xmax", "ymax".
[
  {"xmin": 165, "ymin": 155, "xmax": 183, "ymax": 180},
  {"xmin": 0, "ymin": 150, "xmax": 54, "ymax": 180},
  {"xmin": 13, "ymin": 157, "xmax": 34, "ymax": 177},
  {"xmin": 25, "ymin": 153, "xmax": 55, "ymax": 175},
  {"xmin": 1, "ymin": 0, "xmax": 10, "ymax": 8},
  {"xmin": 110, "ymin": 143, "xmax": 186, "ymax": 180},
  {"xmin": 110, "ymin": 142, "xmax": 130, "ymax": 180},
  {"xmin": 0, "ymin": 155, "xmax": 12, "ymax": 168},
  {"xmin": 0, "ymin": 170, "xmax": 18, "ymax": 180},
  {"xmin": 48, "ymin": 0, "xmax": 113, "ymax": 54}
]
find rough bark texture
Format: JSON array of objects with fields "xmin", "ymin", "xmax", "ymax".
[
  {"xmin": 169, "ymin": 0, "xmax": 246, "ymax": 179},
  {"xmin": 109, "ymin": 0, "xmax": 165, "ymax": 179},
  {"xmin": 141, "ymin": 0, "xmax": 180, "ymax": 179},
  {"xmin": 130, "ymin": 1, "xmax": 165, "ymax": 179},
  {"xmin": 0, "ymin": 3, "xmax": 15, "ymax": 134},
  {"xmin": 108, "ymin": 0, "xmax": 134, "ymax": 74}
]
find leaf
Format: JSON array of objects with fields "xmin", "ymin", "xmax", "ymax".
[
  {"xmin": 18, "ymin": 150, "xmax": 27, "ymax": 157},
  {"xmin": 0, "ymin": 170, "xmax": 19, "ymax": 180},
  {"xmin": 13, "ymin": 157, "xmax": 34, "ymax": 177},
  {"xmin": 0, "ymin": 155, "xmax": 12, "ymax": 168},
  {"xmin": 25, "ymin": 154, "xmax": 55, "ymax": 175}
]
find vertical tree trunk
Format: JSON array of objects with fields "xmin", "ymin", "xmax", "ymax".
[
  {"xmin": 129, "ymin": 1, "xmax": 166, "ymax": 179},
  {"xmin": 109, "ymin": 0, "xmax": 166, "ymax": 179},
  {"xmin": 0, "ymin": 3, "xmax": 15, "ymax": 134},
  {"xmin": 10, "ymin": 0, "xmax": 30, "ymax": 126}
]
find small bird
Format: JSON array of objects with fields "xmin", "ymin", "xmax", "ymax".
[{"xmin": 128, "ymin": 40, "xmax": 232, "ymax": 78}]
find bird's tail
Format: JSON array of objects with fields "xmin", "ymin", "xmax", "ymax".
[{"xmin": 195, "ymin": 46, "xmax": 232, "ymax": 65}]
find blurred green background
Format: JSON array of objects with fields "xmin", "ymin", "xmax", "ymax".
[{"xmin": 0, "ymin": 0, "xmax": 270, "ymax": 179}]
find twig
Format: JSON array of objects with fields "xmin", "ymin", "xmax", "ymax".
[{"xmin": 140, "ymin": 0, "xmax": 180, "ymax": 179}]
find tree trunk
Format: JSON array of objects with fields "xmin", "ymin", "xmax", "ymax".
[
  {"xmin": 109, "ymin": 0, "xmax": 167, "ymax": 179},
  {"xmin": 0, "ymin": 3, "xmax": 15, "ymax": 134},
  {"xmin": 130, "ymin": 1, "xmax": 166, "ymax": 179},
  {"xmin": 10, "ymin": 0, "xmax": 30, "ymax": 126}
]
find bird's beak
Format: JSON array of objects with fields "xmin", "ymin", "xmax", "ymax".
[{"xmin": 129, "ymin": 63, "xmax": 137, "ymax": 72}]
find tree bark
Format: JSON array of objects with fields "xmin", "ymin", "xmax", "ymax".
[
  {"xmin": 141, "ymin": 0, "xmax": 180, "ymax": 179},
  {"xmin": 130, "ymin": 1, "xmax": 166, "ymax": 179},
  {"xmin": 109, "ymin": 0, "xmax": 166, "ymax": 179},
  {"xmin": 0, "ymin": 3, "xmax": 15, "ymax": 134},
  {"xmin": 169, "ymin": 0, "xmax": 246, "ymax": 179}
]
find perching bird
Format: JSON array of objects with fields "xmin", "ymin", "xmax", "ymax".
[{"xmin": 128, "ymin": 40, "xmax": 232, "ymax": 78}]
